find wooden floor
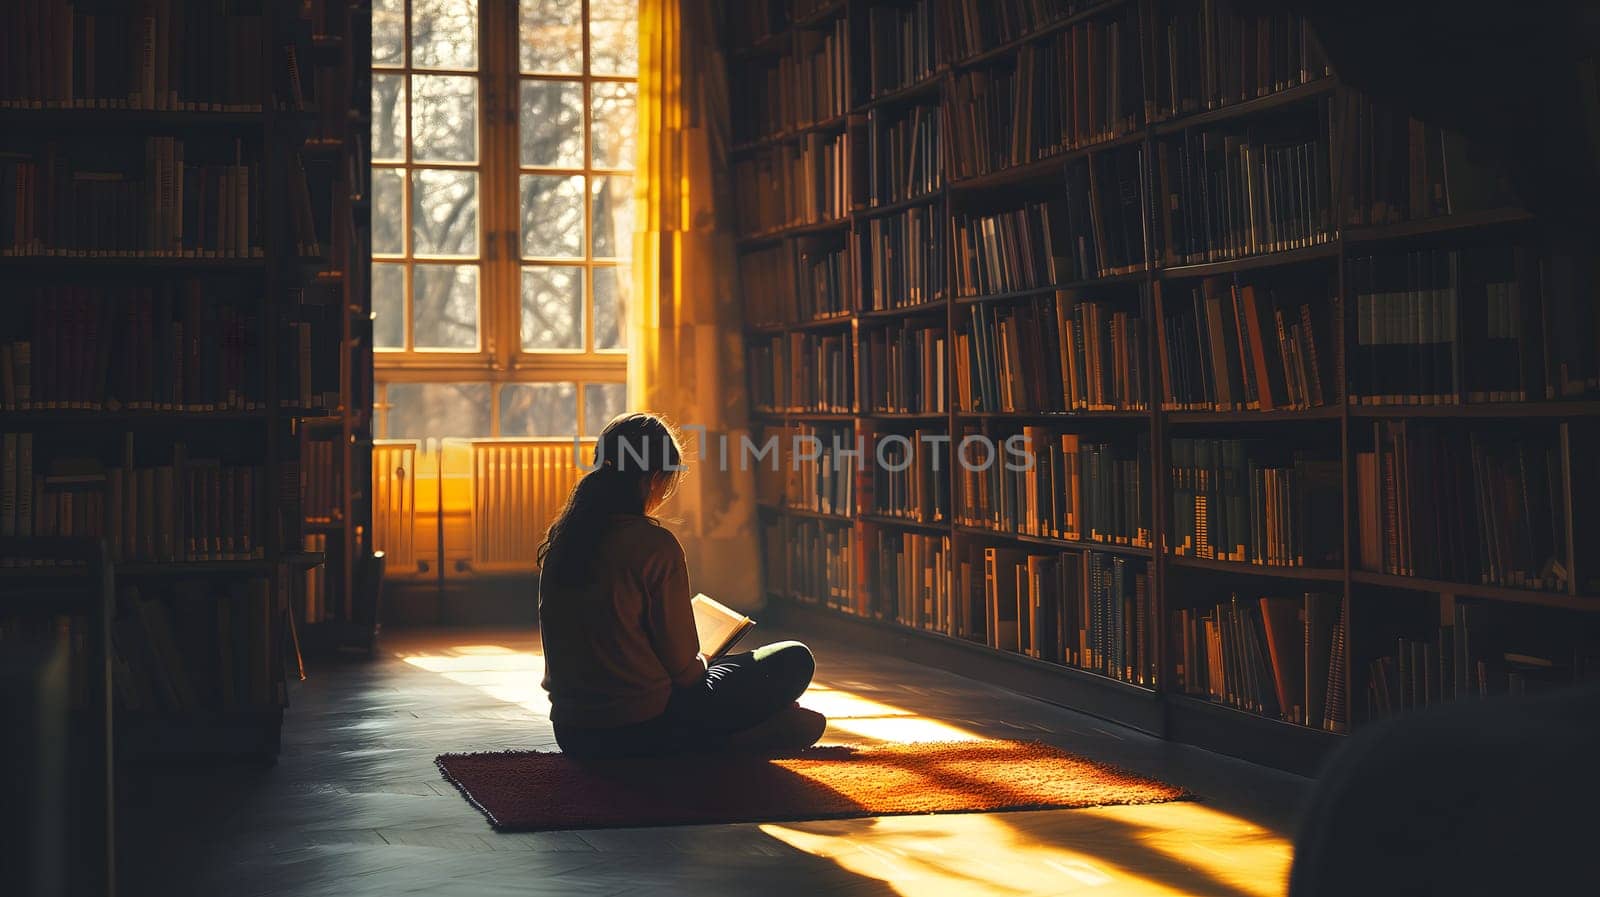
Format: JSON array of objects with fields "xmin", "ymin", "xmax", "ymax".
[{"xmin": 119, "ymin": 625, "xmax": 1310, "ymax": 897}]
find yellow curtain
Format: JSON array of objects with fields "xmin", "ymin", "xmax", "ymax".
[{"xmin": 632, "ymin": 0, "xmax": 761, "ymax": 610}]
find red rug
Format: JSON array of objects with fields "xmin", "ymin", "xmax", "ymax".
[{"xmin": 435, "ymin": 739, "xmax": 1189, "ymax": 831}]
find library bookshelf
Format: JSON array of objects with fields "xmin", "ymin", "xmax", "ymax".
[
  {"xmin": 0, "ymin": 1, "xmax": 372, "ymax": 758},
  {"xmin": 730, "ymin": 0, "xmax": 1600, "ymax": 774}
]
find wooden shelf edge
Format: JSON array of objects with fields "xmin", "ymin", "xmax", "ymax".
[
  {"xmin": 1350, "ymin": 571, "xmax": 1599, "ymax": 610},
  {"xmin": 1165, "ymin": 554, "xmax": 1345, "ymax": 582}
]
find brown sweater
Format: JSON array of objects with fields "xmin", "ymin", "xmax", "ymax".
[{"xmin": 537, "ymin": 515, "xmax": 705, "ymax": 728}]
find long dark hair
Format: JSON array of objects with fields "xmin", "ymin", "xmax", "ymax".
[{"xmin": 537, "ymin": 412, "xmax": 685, "ymax": 585}]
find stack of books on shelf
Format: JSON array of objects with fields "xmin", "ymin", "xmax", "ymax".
[
  {"xmin": 1363, "ymin": 601, "xmax": 1598, "ymax": 720},
  {"xmin": 797, "ymin": 240, "xmax": 855, "ymax": 320},
  {"xmin": 740, "ymin": 243, "xmax": 799, "ymax": 326},
  {"xmin": 1355, "ymin": 424, "xmax": 1567, "ymax": 592},
  {"xmin": 754, "ymin": 423, "xmax": 855, "ymax": 516},
  {"xmin": 109, "ymin": 581, "xmax": 279, "ymax": 712},
  {"xmin": 787, "ymin": 517, "xmax": 854, "ymax": 610},
  {"xmin": 944, "ymin": 6, "xmax": 1145, "ymax": 180},
  {"xmin": 1167, "ymin": 438, "xmax": 1341, "ymax": 568},
  {"xmin": 864, "ymin": 528, "xmax": 951, "ymax": 631},
  {"xmin": 1347, "ymin": 247, "xmax": 1547, "ymax": 405},
  {"xmin": 1172, "ymin": 591, "xmax": 1346, "ymax": 731},
  {"xmin": 857, "ymin": 205, "xmax": 944, "ymax": 310},
  {"xmin": 861, "ymin": 322, "xmax": 946, "ymax": 414},
  {"xmin": 952, "ymin": 202, "xmax": 1068, "ymax": 297},
  {"xmin": 965, "ymin": 547, "xmax": 1152, "ymax": 684},
  {"xmin": 859, "ymin": 425, "xmax": 949, "ymax": 523},
  {"xmin": 0, "ymin": 4, "xmax": 266, "ymax": 111},
  {"xmin": 1336, "ymin": 93, "xmax": 1516, "ymax": 226},
  {"xmin": 1063, "ymin": 148, "xmax": 1151, "ymax": 277},
  {"xmin": 863, "ymin": 105, "xmax": 941, "ymax": 205},
  {"xmin": 732, "ymin": 18, "xmax": 848, "ymax": 141},
  {"xmin": 959, "ymin": 428, "xmax": 1151, "ymax": 548},
  {"xmin": 748, "ymin": 330, "xmax": 854, "ymax": 413},
  {"xmin": 302, "ymin": 439, "xmax": 340, "ymax": 524},
  {"xmin": 1, "ymin": 140, "xmax": 262, "ymax": 258},
  {"xmin": 1156, "ymin": 106, "xmax": 1333, "ymax": 265},
  {"xmin": 938, "ymin": 0, "xmax": 1086, "ymax": 63},
  {"xmin": 862, "ymin": 0, "xmax": 938, "ymax": 98},
  {"xmin": 1, "ymin": 438, "xmax": 265, "ymax": 564},
  {"xmin": 302, "ymin": 532, "xmax": 328, "ymax": 622},
  {"xmin": 958, "ymin": 292, "xmax": 1147, "ymax": 412},
  {"xmin": 1145, "ymin": 2, "xmax": 1331, "ymax": 120},
  {"xmin": 4, "ymin": 282, "xmax": 267, "ymax": 411},
  {"xmin": 734, "ymin": 135, "xmax": 849, "ymax": 235},
  {"xmin": 1158, "ymin": 275, "xmax": 1337, "ymax": 411}
]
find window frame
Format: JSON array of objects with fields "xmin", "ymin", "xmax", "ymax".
[{"xmin": 373, "ymin": 0, "xmax": 635, "ymax": 438}]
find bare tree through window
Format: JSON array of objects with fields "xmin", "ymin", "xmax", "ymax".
[{"xmin": 373, "ymin": 0, "xmax": 634, "ymax": 438}]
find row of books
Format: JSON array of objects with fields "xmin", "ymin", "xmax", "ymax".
[
  {"xmin": 860, "ymin": 323, "xmax": 947, "ymax": 414},
  {"xmin": 952, "ymin": 201, "xmax": 1071, "ymax": 298},
  {"xmin": 862, "ymin": 106, "xmax": 942, "ymax": 206},
  {"xmin": 2, "ymin": 283, "xmax": 266, "ymax": 412},
  {"xmin": 1065, "ymin": 149, "xmax": 1151, "ymax": 277},
  {"xmin": 302, "ymin": 532, "xmax": 330, "ymax": 623},
  {"xmin": 860, "ymin": 427, "xmax": 950, "ymax": 523},
  {"xmin": 937, "ymin": 0, "xmax": 1088, "ymax": 64},
  {"xmin": 733, "ymin": 134, "xmax": 849, "ymax": 236},
  {"xmin": 785, "ymin": 516, "xmax": 855, "ymax": 611},
  {"xmin": 742, "ymin": 240, "xmax": 855, "ymax": 326},
  {"xmin": 112, "ymin": 583, "xmax": 277, "ymax": 713},
  {"xmin": 1167, "ymin": 438, "xmax": 1342, "ymax": 568},
  {"xmin": 740, "ymin": 244, "xmax": 801, "ymax": 327},
  {"xmin": 1146, "ymin": 2, "xmax": 1332, "ymax": 121},
  {"xmin": 301, "ymin": 439, "xmax": 341, "ymax": 524},
  {"xmin": 755, "ymin": 423, "xmax": 856, "ymax": 516},
  {"xmin": 945, "ymin": 12, "xmax": 1143, "ymax": 180},
  {"xmin": 1336, "ymin": 93, "xmax": 1514, "ymax": 228},
  {"xmin": 796, "ymin": 240, "xmax": 856, "ymax": 323},
  {"xmin": 732, "ymin": 19, "xmax": 849, "ymax": 142},
  {"xmin": 857, "ymin": 205, "xmax": 945, "ymax": 311},
  {"xmin": 1158, "ymin": 275, "xmax": 1336, "ymax": 411},
  {"xmin": 0, "ymin": 2, "xmax": 266, "ymax": 111},
  {"xmin": 959, "ymin": 429, "xmax": 1152, "ymax": 548},
  {"xmin": 748, "ymin": 331, "xmax": 854, "ymax": 413},
  {"xmin": 1, "ymin": 437, "xmax": 266, "ymax": 564},
  {"xmin": 967, "ymin": 548, "xmax": 1152, "ymax": 684},
  {"xmin": 865, "ymin": 529, "xmax": 950, "ymax": 631},
  {"xmin": 958, "ymin": 293, "xmax": 1149, "ymax": 413},
  {"xmin": 1172, "ymin": 592, "xmax": 1346, "ymax": 732},
  {"xmin": 1347, "ymin": 248, "xmax": 1541, "ymax": 406},
  {"xmin": 1363, "ymin": 603, "xmax": 1595, "ymax": 720},
  {"xmin": 0, "ymin": 140, "xmax": 261, "ymax": 257},
  {"xmin": 1355, "ymin": 424, "xmax": 1567, "ymax": 592},
  {"xmin": 1158, "ymin": 118, "xmax": 1334, "ymax": 266},
  {"xmin": 862, "ymin": 0, "xmax": 938, "ymax": 99}
]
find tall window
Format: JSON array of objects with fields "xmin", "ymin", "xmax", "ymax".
[{"xmin": 371, "ymin": 0, "xmax": 635, "ymax": 439}]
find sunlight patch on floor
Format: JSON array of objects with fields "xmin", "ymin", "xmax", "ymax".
[
  {"xmin": 397, "ymin": 645, "xmax": 550, "ymax": 716},
  {"xmin": 762, "ymin": 803, "xmax": 1291, "ymax": 897}
]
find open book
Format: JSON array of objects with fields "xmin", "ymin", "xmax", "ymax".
[{"xmin": 692, "ymin": 593, "xmax": 755, "ymax": 660}]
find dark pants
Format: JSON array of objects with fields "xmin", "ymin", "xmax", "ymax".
[{"xmin": 554, "ymin": 641, "xmax": 815, "ymax": 758}]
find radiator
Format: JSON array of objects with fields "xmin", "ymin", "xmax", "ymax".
[
  {"xmin": 469, "ymin": 440, "xmax": 592, "ymax": 574},
  {"xmin": 371, "ymin": 440, "xmax": 419, "ymax": 575}
]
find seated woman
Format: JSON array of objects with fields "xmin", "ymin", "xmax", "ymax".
[{"xmin": 537, "ymin": 412, "xmax": 826, "ymax": 758}]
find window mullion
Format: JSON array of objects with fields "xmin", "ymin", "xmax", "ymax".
[{"xmin": 478, "ymin": 0, "xmax": 510, "ymax": 375}]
